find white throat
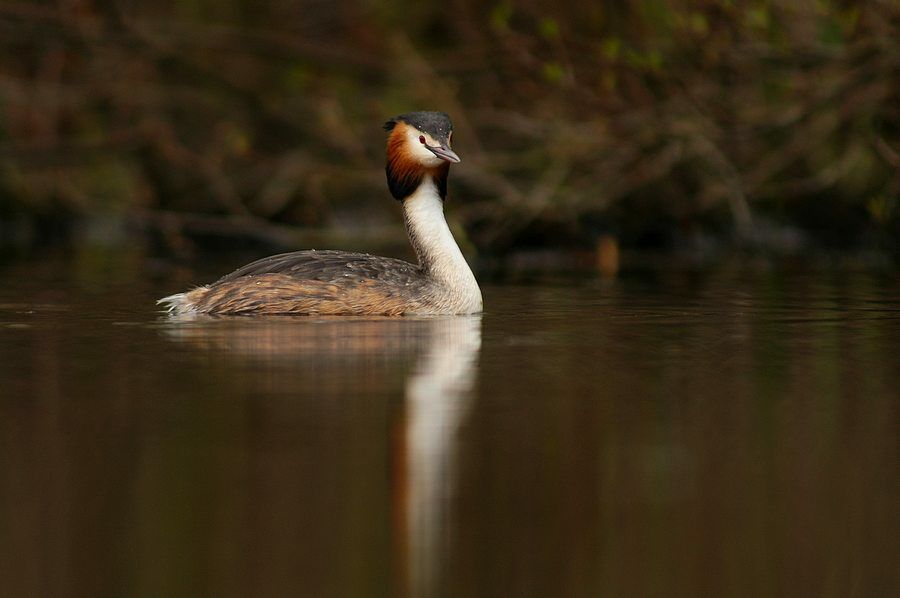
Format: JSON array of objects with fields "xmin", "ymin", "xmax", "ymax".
[{"xmin": 402, "ymin": 177, "xmax": 482, "ymax": 310}]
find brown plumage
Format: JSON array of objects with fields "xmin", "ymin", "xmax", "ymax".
[
  {"xmin": 158, "ymin": 111, "xmax": 483, "ymax": 317},
  {"xmin": 176, "ymin": 251, "xmax": 431, "ymax": 316}
]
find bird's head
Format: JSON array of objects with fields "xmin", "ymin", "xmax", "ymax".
[{"xmin": 384, "ymin": 111, "xmax": 459, "ymax": 200}]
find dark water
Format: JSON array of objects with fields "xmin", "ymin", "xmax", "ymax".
[{"xmin": 1, "ymin": 253, "xmax": 898, "ymax": 597}]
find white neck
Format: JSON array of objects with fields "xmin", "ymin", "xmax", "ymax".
[{"xmin": 402, "ymin": 177, "xmax": 481, "ymax": 307}]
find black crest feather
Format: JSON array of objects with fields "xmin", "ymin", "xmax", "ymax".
[{"xmin": 384, "ymin": 111, "xmax": 453, "ymax": 142}]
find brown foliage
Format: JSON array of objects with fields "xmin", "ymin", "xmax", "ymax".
[{"xmin": 1, "ymin": 1, "xmax": 898, "ymax": 253}]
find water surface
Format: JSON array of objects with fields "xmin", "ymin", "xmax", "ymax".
[{"xmin": 1, "ymin": 255, "xmax": 897, "ymax": 597}]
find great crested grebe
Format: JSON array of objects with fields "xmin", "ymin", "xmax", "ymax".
[{"xmin": 158, "ymin": 111, "xmax": 482, "ymax": 316}]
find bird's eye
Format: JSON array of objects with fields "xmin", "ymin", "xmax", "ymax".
[{"xmin": 419, "ymin": 135, "xmax": 426, "ymax": 144}]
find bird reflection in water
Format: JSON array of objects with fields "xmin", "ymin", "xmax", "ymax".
[{"xmin": 160, "ymin": 315, "xmax": 481, "ymax": 597}]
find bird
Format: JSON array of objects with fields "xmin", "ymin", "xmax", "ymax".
[{"xmin": 158, "ymin": 111, "xmax": 482, "ymax": 316}]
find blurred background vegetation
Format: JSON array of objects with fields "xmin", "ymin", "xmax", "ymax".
[{"xmin": 1, "ymin": 0, "xmax": 898, "ymax": 264}]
